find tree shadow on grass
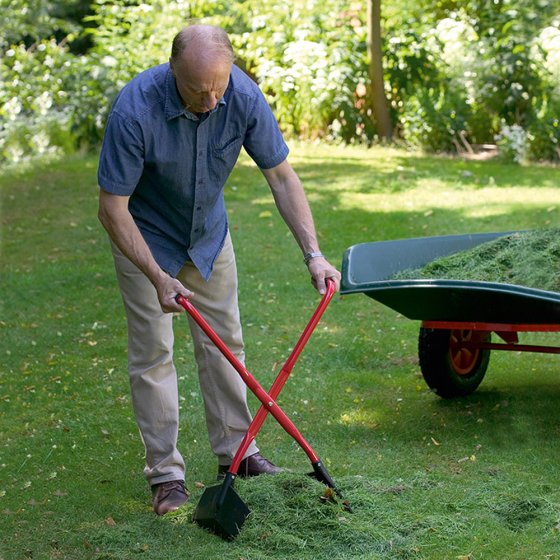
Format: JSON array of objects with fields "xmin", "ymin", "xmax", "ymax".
[
  {"xmin": 289, "ymin": 152, "xmax": 560, "ymax": 192},
  {"xmin": 233, "ymin": 151, "xmax": 560, "ymax": 200},
  {"xmin": 432, "ymin": 380, "xmax": 560, "ymax": 446}
]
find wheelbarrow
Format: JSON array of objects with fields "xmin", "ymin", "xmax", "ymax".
[
  {"xmin": 175, "ymin": 278, "xmax": 349, "ymax": 540},
  {"xmin": 341, "ymin": 231, "xmax": 560, "ymax": 398}
]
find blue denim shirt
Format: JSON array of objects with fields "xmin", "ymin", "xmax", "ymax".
[{"xmin": 98, "ymin": 63, "xmax": 289, "ymax": 280}]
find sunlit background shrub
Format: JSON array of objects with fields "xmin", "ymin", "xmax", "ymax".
[{"xmin": 1, "ymin": 0, "xmax": 559, "ymax": 165}]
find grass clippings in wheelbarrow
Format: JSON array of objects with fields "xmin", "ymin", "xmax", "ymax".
[{"xmin": 393, "ymin": 228, "xmax": 560, "ymax": 292}]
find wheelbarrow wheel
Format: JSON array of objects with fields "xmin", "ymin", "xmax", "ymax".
[{"xmin": 418, "ymin": 327, "xmax": 491, "ymax": 398}]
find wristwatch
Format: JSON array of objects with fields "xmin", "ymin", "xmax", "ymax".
[{"xmin": 303, "ymin": 251, "xmax": 325, "ymax": 265}]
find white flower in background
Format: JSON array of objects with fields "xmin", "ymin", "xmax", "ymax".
[
  {"xmin": 495, "ymin": 123, "xmax": 527, "ymax": 163},
  {"xmin": 429, "ymin": 18, "xmax": 477, "ymax": 70},
  {"xmin": 427, "ymin": 16, "xmax": 483, "ymax": 103},
  {"xmin": 35, "ymin": 92, "xmax": 53, "ymax": 116},
  {"xmin": 3, "ymin": 97, "xmax": 22, "ymax": 121},
  {"xmin": 282, "ymin": 40, "xmax": 329, "ymax": 88},
  {"xmin": 532, "ymin": 25, "xmax": 560, "ymax": 91},
  {"xmin": 330, "ymin": 119, "xmax": 342, "ymax": 134},
  {"xmin": 32, "ymin": 130, "xmax": 51, "ymax": 154},
  {"xmin": 101, "ymin": 56, "xmax": 118, "ymax": 68},
  {"xmin": 293, "ymin": 26, "xmax": 313, "ymax": 42},
  {"xmin": 281, "ymin": 74, "xmax": 296, "ymax": 93},
  {"xmin": 283, "ymin": 40, "xmax": 327, "ymax": 66},
  {"xmin": 251, "ymin": 16, "xmax": 267, "ymax": 30},
  {"xmin": 6, "ymin": 143, "xmax": 24, "ymax": 163}
]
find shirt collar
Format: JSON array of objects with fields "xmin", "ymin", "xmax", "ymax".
[{"xmin": 164, "ymin": 66, "xmax": 227, "ymax": 121}]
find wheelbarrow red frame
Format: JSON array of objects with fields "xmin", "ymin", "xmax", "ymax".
[{"xmin": 423, "ymin": 321, "xmax": 560, "ymax": 356}]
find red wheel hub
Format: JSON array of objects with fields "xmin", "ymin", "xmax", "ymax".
[{"xmin": 448, "ymin": 330, "xmax": 483, "ymax": 375}]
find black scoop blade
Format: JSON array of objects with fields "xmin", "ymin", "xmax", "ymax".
[{"xmin": 192, "ymin": 476, "xmax": 250, "ymax": 540}]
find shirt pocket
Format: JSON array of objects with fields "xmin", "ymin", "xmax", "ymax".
[
  {"xmin": 210, "ymin": 133, "xmax": 244, "ymax": 184},
  {"xmin": 212, "ymin": 133, "xmax": 243, "ymax": 160}
]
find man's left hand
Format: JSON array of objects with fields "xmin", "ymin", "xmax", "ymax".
[{"xmin": 306, "ymin": 256, "xmax": 341, "ymax": 295}]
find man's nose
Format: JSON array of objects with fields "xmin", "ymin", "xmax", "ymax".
[{"xmin": 202, "ymin": 92, "xmax": 218, "ymax": 110}]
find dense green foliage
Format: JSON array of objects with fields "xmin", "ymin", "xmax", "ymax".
[
  {"xmin": 228, "ymin": 0, "xmax": 375, "ymax": 143},
  {"xmin": 1, "ymin": 0, "xmax": 559, "ymax": 164}
]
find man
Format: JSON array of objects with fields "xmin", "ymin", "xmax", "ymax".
[{"xmin": 97, "ymin": 24, "xmax": 340, "ymax": 516}]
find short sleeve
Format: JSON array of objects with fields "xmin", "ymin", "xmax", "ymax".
[
  {"xmin": 97, "ymin": 111, "xmax": 145, "ymax": 195},
  {"xmin": 242, "ymin": 88, "xmax": 289, "ymax": 170}
]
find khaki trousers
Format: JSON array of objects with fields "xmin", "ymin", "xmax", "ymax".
[{"xmin": 111, "ymin": 232, "xmax": 258, "ymax": 486}]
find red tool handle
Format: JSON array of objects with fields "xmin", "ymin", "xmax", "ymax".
[
  {"xmin": 176, "ymin": 279, "xmax": 336, "ymax": 468},
  {"xmin": 227, "ymin": 279, "xmax": 336, "ymax": 474}
]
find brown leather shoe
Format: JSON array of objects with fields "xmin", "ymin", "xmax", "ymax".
[
  {"xmin": 151, "ymin": 480, "xmax": 189, "ymax": 515},
  {"xmin": 218, "ymin": 452, "xmax": 282, "ymax": 479}
]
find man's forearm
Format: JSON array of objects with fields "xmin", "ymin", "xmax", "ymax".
[
  {"xmin": 264, "ymin": 162, "xmax": 321, "ymax": 255},
  {"xmin": 97, "ymin": 191, "xmax": 167, "ymax": 287},
  {"xmin": 261, "ymin": 159, "xmax": 341, "ymax": 294},
  {"xmin": 98, "ymin": 189, "xmax": 192, "ymax": 311}
]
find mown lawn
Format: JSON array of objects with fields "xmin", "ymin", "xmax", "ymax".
[{"xmin": 1, "ymin": 143, "xmax": 560, "ymax": 559}]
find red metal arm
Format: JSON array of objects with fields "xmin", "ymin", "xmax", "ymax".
[
  {"xmin": 227, "ymin": 279, "xmax": 336, "ymax": 474},
  {"xmin": 176, "ymin": 279, "xmax": 336, "ymax": 468}
]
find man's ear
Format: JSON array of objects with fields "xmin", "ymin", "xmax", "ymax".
[{"xmin": 169, "ymin": 58, "xmax": 175, "ymax": 76}]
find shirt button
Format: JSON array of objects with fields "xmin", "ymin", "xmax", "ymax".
[
  {"xmin": 196, "ymin": 206, "xmax": 202, "ymax": 211},
  {"xmin": 194, "ymin": 228, "xmax": 200, "ymax": 233},
  {"xmin": 198, "ymin": 151, "xmax": 203, "ymax": 157}
]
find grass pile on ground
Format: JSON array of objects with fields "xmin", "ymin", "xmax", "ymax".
[
  {"xmin": 394, "ymin": 228, "xmax": 560, "ymax": 292},
  {"xmin": 172, "ymin": 472, "xmax": 427, "ymax": 558}
]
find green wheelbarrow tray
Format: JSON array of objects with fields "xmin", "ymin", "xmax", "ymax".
[
  {"xmin": 341, "ymin": 231, "xmax": 560, "ymax": 325},
  {"xmin": 341, "ymin": 231, "xmax": 560, "ymax": 399}
]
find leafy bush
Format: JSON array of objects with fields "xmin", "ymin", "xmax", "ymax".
[
  {"xmin": 526, "ymin": 96, "xmax": 560, "ymax": 162},
  {"xmin": 526, "ymin": 23, "xmax": 560, "ymax": 162},
  {"xmin": 1, "ymin": 0, "xmax": 559, "ymax": 163},
  {"xmin": 386, "ymin": 16, "xmax": 477, "ymax": 153},
  {"xmin": 399, "ymin": 87, "xmax": 470, "ymax": 153},
  {"xmin": 0, "ymin": 0, "xmax": 79, "ymax": 50},
  {"xmin": 382, "ymin": 27, "xmax": 440, "ymax": 139},
  {"xmin": 65, "ymin": 0, "xmax": 216, "ymax": 151},
  {"xmin": 229, "ymin": 0, "xmax": 374, "ymax": 143},
  {"xmin": 0, "ymin": 40, "xmax": 76, "ymax": 163},
  {"xmin": 0, "ymin": 0, "xmax": 230, "ymax": 164},
  {"xmin": 393, "ymin": 7, "xmax": 560, "ymax": 160}
]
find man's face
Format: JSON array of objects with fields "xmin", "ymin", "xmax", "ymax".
[{"xmin": 171, "ymin": 55, "xmax": 231, "ymax": 114}]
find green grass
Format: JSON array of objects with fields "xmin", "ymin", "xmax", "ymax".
[{"xmin": 2, "ymin": 144, "xmax": 560, "ymax": 559}]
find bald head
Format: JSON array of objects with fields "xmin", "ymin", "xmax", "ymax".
[
  {"xmin": 169, "ymin": 25, "xmax": 233, "ymax": 114},
  {"xmin": 170, "ymin": 25, "xmax": 234, "ymax": 67}
]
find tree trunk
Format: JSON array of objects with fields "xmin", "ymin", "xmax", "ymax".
[{"xmin": 367, "ymin": 0, "xmax": 393, "ymax": 140}]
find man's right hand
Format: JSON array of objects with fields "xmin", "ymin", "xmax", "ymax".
[{"xmin": 154, "ymin": 274, "xmax": 194, "ymax": 313}]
